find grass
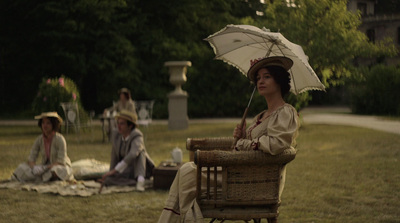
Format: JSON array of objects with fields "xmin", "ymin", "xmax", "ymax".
[{"xmin": 0, "ymin": 122, "xmax": 399, "ymax": 223}]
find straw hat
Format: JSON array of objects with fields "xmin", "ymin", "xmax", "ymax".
[
  {"xmin": 34, "ymin": 112, "xmax": 63, "ymax": 123},
  {"xmin": 247, "ymin": 56, "xmax": 293, "ymax": 82},
  {"xmin": 115, "ymin": 110, "xmax": 137, "ymax": 125}
]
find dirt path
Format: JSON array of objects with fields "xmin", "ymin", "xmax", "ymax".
[
  {"xmin": 301, "ymin": 107, "xmax": 400, "ymax": 135},
  {"xmin": 1, "ymin": 106, "xmax": 399, "ymax": 135}
]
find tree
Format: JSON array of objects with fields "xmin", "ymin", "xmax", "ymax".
[
  {"xmin": 0, "ymin": 0, "xmax": 266, "ymax": 118},
  {"xmin": 256, "ymin": 0, "xmax": 396, "ymax": 87},
  {"xmin": 130, "ymin": 0, "xmax": 268, "ymax": 117},
  {"xmin": 0, "ymin": 0, "xmax": 139, "ymax": 114},
  {"xmin": 349, "ymin": 65, "xmax": 400, "ymax": 115},
  {"xmin": 2, "ymin": 0, "xmax": 396, "ymax": 118}
]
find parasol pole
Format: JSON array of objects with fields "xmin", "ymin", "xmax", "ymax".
[
  {"xmin": 231, "ymin": 86, "xmax": 256, "ymax": 149},
  {"xmin": 231, "ymin": 46, "xmax": 273, "ymax": 150}
]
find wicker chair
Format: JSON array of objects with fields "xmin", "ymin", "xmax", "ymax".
[{"xmin": 186, "ymin": 137, "xmax": 296, "ymax": 223}]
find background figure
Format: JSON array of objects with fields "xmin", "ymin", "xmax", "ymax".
[
  {"xmin": 12, "ymin": 112, "xmax": 73, "ymax": 182},
  {"xmin": 99, "ymin": 110, "xmax": 154, "ymax": 192},
  {"xmin": 103, "ymin": 87, "xmax": 137, "ymax": 136},
  {"xmin": 158, "ymin": 56, "xmax": 299, "ymax": 222},
  {"xmin": 104, "ymin": 87, "xmax": 137, "ymax": 115}
]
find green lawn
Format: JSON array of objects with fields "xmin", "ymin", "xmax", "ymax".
[{"xmin": 0, "ymin": 122, "xmax": 399, "ymax": 223}]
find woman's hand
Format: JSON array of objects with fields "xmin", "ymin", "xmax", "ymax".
[
  {"xmin": 47, "ymin": 162, "xmax": 61, "ymax": 170},
  {"xmin": 233, "ymin": 122, "xmax": 246, "ymax": 139},
  {"xmin": 99, "ymin": 169, "xmax": 117, "ymax": 183},
  {"xmin": 32, "ymin": 165, "xmax": 47, "ymax": 176},
  {"xmin": 28, "ymin": 161, "xmax": 35, "ymax": 169}
]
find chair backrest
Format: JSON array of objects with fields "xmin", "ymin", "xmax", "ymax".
[
  {"xmin": 135, "ymin": 100, "xmax": 155, "ymax": 126},
  {"xmin": 60, "ymin": 102, "xmax": 80, "ymax": 125}
]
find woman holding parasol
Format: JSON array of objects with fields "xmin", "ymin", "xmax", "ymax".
[{"xmin": 157, "ymin": 56, "xmax": 300, "ymax": 222}]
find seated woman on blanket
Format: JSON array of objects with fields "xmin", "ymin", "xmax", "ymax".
[
  {"xmin": 12, "ymin": 112, "xmax": 73, "ymax": 182},
  {"xmin": 99, "ymin": 110, "xmax": 154, "ymax": 191},
  {"xmin": 158, "ymin": 56, "xmax": 299, "ymax": 222}
]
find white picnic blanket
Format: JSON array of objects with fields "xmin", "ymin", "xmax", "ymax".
[
  {"xmin": 0, "ymin": 179, "xmax": 154, "ymax": 196},
  {"xmin": 0, "ymin": 159, "xmax": 152, "ymax": 197},
  {"xmin": 71, "ymin": 158, "xmax": 109, "ymax": 180}
]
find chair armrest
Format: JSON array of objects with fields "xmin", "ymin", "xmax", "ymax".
[
  {"xmin": 195, "ymin": 148, "xmax": 296, "ymax": 167},
  {"xmin": 187, "ymin": 137, "xmax": 235, "ymax": 161},
  {"xmin": 186, "ymin": 137, "xmax": 234, "ymax": 151}
]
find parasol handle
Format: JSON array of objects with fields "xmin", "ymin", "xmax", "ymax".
[{"xmin": 231, "ymin": 106, "xmax": 249, "ymax": 150}]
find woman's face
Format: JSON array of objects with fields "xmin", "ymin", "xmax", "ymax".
[
  {"xmin": 119, "ymin": 93, "xmax": 128, "ymax": 102},
  {"xmin": 256, "ymin": 68, "xmax": 281, "ymax": 97},
  {"xmin": 117, "ymin": 118, "xmax": 131, "ymax": 136},
  {"xmin": 41, "ymin": 118, "xmax": 53, "ymax": 135}
]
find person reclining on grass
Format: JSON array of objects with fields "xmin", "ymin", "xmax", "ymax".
[
  {"xmin": 98, "ymin": 110, "xmax": 154, "ymax": 192},
  {"xmin": 12, "ymin": 112, "xmax": 74, "ymax": 182}
]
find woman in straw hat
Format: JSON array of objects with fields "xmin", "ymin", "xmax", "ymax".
[
  {"xmin": 99, "ymin": 110, "xmax": 154, "ymax": 192},
  {"xmin": 12, "ymin": 112, "xmax": 73, "ymax": 182},
  {"xmin": 158, "ymin": 56, "xmax": 299, "ymax": 222}
]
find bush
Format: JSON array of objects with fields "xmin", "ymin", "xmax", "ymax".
[
  {"xmin": 349, "ymin": 65, "xmax": 400, "ymax": 116},
  {"xmin": 32, "ymin": 75, "xmax": 87, "ymax": 120},
  {"xmin": 287, "ymin": 91, "xmax": 311, "ymax": 111}
]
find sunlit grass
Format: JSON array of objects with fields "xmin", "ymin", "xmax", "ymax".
[{"xmin": 0, "ymin": 123, "xmax": 399, "ymax": 222}]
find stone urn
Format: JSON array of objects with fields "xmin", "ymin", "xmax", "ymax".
[
  {"xmin": 164, "ymin": 61, "xmax": 192, "ymax": 96},
  {"xmin": 164, "ymin": 61, "xmax": 192, "ymax": 130}
]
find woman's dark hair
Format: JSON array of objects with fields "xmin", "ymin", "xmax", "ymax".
[
  {"xmin": 38, "ymin": 117, "xmax": 61, "ymax": 132},
  {"xmin": 127, "ymin": 120, "xmax": 136, "ymax": 130},
  {"xmin": 258, "ymin": 65, "xmax": 291, "ymax": 97},
  {"xmin": 122, "ymin": 92, "xmax": 131, "ymax": 100},
  {"xmin": 118, "ymin": 88, "xmax": 131, "ymax": 100}
]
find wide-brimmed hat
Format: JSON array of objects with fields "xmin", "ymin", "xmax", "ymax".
[
  {"xmin": 115, "ymin": 110, "xmax": 137, "ymax": 125},
  {"xmin": 34, "ymin": 112, "xmax": 63, "ymax": 124},
  {"xmin": 247, "ymin": 56, "xmax": 293, "ymax": 82}
]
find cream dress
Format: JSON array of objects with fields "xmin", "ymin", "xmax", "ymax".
[
  {"xmin": 158, "ymin": 103, "xmax": 299, "ymax": 223},
  {"xmin": 13, "ymin": 133, "xmax": 73, "ymax": 182}
]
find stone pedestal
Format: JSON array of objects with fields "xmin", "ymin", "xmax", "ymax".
[{"xmin": 164, "ymin": 61, "xmax": 192, "ymax": 130}]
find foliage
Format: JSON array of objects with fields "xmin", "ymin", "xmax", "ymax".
[
  {"xmin": 258, "ymin": 0, "xmax": 397, "ymax": 88},
  {"xmin": 32, "ymin": 75, "xmax": 86, "ymax": 118},
  {"xmin": 128, "ymin": 0, "xmax": 265, "ymax": 118},
  {"xmin": 348, "ymin": 65, "xmax": 400, "ymax": 116},
  {"xmin": 0, "ymin": 0, "xmax": 397, "ymax": 118},
  {"xmin": 0, "ymin": 0, "xmax": 139, "ymax": 114},
  {"xmin": 286, "ymin": 92, "xmax": 311, "ymax": 111}
]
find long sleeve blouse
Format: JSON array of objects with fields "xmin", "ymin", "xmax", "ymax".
[
  {"xmin": 28, "ymin": 133, "xmax": 72, "ymax": 166},
  {"xmin": 109, "ymin": 128, "xmax": 145, "ymax": 172},
  {"xmin": 236, "ymin": 103, "xmax": 299, "ymax": 155},
  {"xmin": 108, "ymin": 99, "xmax": 137, "ymax": 115}
]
